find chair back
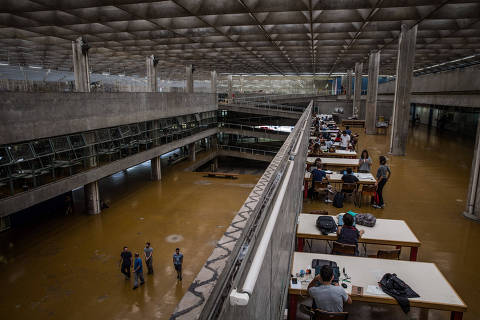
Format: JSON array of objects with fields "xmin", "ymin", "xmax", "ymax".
[
  {"xmin": 314, "ymin": 309, "xmax": 349, "ymax": 320},
  {"xmin": 309, "ymin": 210, "xmax": 328, "ymax": 215},
  {"xmin": 362, "ymin": 184, "xmax": 376, "ymax": 195},
  {"xmin": 331, "ymin": 241, "xmax": 356, "ymax": 256},
  {"xmin": 341, "ymin": 183, "xmax": 357, "ymax": 193},
  {"xmin": 377, "ymin": 249, "xmax": 401, "ymax": 260},
  {"xmin": 314, "ymin": 180, "xmax": 329, "ymax": 190}
]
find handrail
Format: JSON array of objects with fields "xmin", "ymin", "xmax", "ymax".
[
  {"xmin": 219, "ymin": 123, "xmax": 290, "ymax": 135},
  {"xmin": 229, "ymin": 104, "xmax": 309, "ymax": 306},
  {"xmin": 217, "ymin": 145, "xmax": 277, "ymax": 157}
]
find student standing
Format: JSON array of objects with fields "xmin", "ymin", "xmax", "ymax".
[
  {"xmin": 373, "ymin": 155, "xmax": 391, "ymax": 209},
  {"xmin": 133, "ymin": 253, "xmax": 145, "ymax": 289},
  {"xmin": 359, "ymin": 150, "xmax": 372, "ymax": 173},
  {"xmin": 119, "ymin": 246, "xmax": 132, "ymax": 280},
  {"xmin": 144, "ymin": 242, "xmax": 154, "ymax": 275},
  {"xmin": 340, "ymin": 131, "xmax": 350, "ymax": 149},
  {"xmin": 173, "ymin": 248, "xmax": 183, "ymax": 281}
]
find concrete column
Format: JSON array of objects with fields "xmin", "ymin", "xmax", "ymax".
[
  {"xmin": 188, "ymin": 142, "xmax": 196, "ymax": 162},
  {"xmin": 210, "ymin": 70, "xmax": 217, "ymax": 94},
  {"xmin": 84, "ymin": 181, "xmax": 100, "ymax": 214},
  {"xmin": 353, "ymin": 62, "xmax": 363, "ymax": 118},
  {"xmin": 346, "ymin": 69, "xmax": 353, "ymax": 99},
  {"xmin": 72, "ymin": 37, "xmax": 90, "ymax": 92},
  {"xmin": 365, "ymin": 51, "xmax": 381, "ymax": 135},
  {"xmin": 151, "ymin": 156, "xmax": 161, "ymax": 181},
  {"xmin": 464, "ymin": 117, "xmax": 480, "ymax": 222},
  {"xmin": 212, "ymin": 135, "xmax": 218, "ymax": 150},
  {"xmin": 186, "ymin": 64, "xmax": 193, "ymax": 93},
  {"xmin": 227, "ymin": 75, "xmax": 233, "ymax": 99},
  {"xmin": 146, "ymin": 55, "xmax": 158, "ymax": 92},
  {"xmin": 389, "ymin": 24, "xmax": 418, "ymax": 156}
]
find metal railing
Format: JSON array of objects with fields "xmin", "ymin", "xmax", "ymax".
[
  {"xmin": 229, "ymin": 98, "xmax": 305, "ymax": 113},
  {"xmin": 217, "ymin": 145, "xmax": 277, "ymax": 157},
  {"xmin": 219, "ymin": 123, "xmax": 290, "ymax": 136}
]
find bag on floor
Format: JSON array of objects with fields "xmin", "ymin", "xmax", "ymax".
[
  {"xmin": 333, "ymin": 192, "xmax": 344, "ymax": 208},
  {"xmin": 355, "ymin": 213, "xmax": 376, "ymax": 227},
  {"xmin": 315, "ymin": 215, "xmax": 337, "ymax": 235}
]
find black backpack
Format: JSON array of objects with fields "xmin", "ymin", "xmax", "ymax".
[
  {"xmin": 316, "ymin": 215, "xmax": 337, "ymax": 235},
  {"xmin": 333, "ymin": 192, "xmax": 344, "ymax": 208}
]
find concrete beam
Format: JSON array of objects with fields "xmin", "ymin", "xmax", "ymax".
[
  {"xmin": 0, "ymin": 92, "xmax": 216, "ymax": 145},
  {"xmin": 0, "ymin": 128, "xmax": 218, "ymax": 217},
  {"xmin": 389, "ymin": 24, "xmax": 417, "ymax": 156},
  {"xmin": 365, "ymin": 51, "xmax": 380, "ymax": 135},
  {"xmin": 211, "ymin": 70, "xmax": 217, "ymax": 94},
  {"xmin": 353, "ymin": 62, "xmax": 363, "ymax": 118}
]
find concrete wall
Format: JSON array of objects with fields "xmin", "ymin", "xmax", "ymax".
[
  {"xmin": 378, "ymin": 66, "xmax": 480, "ymax": 108},
  {"xmin": 0, "ymin": 128, "xmax": 218, "ymax": 217},
  {"xmin": 0, "ymin": 92, "xmax": 217, "ymax": 145}
]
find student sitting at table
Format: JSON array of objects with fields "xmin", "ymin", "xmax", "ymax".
[
  {"xmin": 341, "ymin": 168, "xmax": 359, "ymax": 184},
  {"xmin": 307, "ymin": 265, "xmax": 352, "ymax": 312},
  {"xmin": 337, "ymin": 213, "xmax": 364, "ymax": 255},
  {"xmin": 311, "ymin": 143, "xmax": 321, "ymax": 156},
  {"xmin": 345, "ymin": 126, "xmax": 352, "ymax": 135},
  {"xmin": 325, "ymin": 139, "xmax": 333, "ymax": 150}
]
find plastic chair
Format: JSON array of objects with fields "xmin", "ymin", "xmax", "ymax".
[{"xmin": 332, "ymin": 241, "xmax": 356, "ymax": 256}]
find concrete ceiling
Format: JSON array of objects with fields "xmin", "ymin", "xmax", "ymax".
[{"xmin": 1, "ymin": 0, "xmax": 479, "ymax": 77}]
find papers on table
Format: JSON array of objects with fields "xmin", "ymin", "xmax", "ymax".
[{"xmin": 366, "ymin": 285, "xmax": 385, "ymax": 295}]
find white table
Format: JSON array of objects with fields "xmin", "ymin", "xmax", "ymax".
[
  {"xmin": 288, "ymin": 252, "xmax": 467, "ymax": 320},
  {"xmin": 306, "ymin": 157, "xmax": 359, "ymax": 168},
  {"xmin": 296, "ymin": 213, "xmax": 420, "ymax": 260}
]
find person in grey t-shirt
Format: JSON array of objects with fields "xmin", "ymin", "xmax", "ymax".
[
  {"xmin": 144, "ymin": 242, "xmax": 154, "ymax": 275},
  {"xmin": 359, "ymin": 149, "xmax": 372, "ymax": 173},
  {"xmin": 308, "ymin": 265, "xmax": 351, "ymax": 312}
]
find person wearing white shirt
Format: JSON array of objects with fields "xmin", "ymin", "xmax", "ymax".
[{"xmin": 340, "ymin": 131, "xmax": 350, "ymax": 149}]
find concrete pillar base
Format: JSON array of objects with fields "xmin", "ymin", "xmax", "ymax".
[
  {"xmin": 463, "ymin": 211, "xmax": 480, "ymax": 222},
  {"xmin": 151, "ymin": 156, "xmax": 162, "ymax": 181},
  {"xmin": 84, "ymin": 181, "xmax": 100, "ymax": 214},
  {"xmin": 188, "ymin": 143, "xmax": 196, "ymax": 162}
]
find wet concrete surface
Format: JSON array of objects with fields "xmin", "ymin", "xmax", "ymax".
[
  {"xmin": 303, "ymin": 125, "xmax": 480, "ymax": 320},
  {"xmin": 0, "ymin": 153, "xmax": 259, "ymax": 320}
]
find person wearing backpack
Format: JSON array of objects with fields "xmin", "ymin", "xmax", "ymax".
[
  {"xmin": 337, "ymin": 213, "xmax": 364, "ymax": 255},
  {"xmin": 372, "ymin": 155, "xmax": 391, "ymax": 209}
]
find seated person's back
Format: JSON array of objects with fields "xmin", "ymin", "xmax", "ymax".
[
  {"xmin": 311, "ymin": 167, "xmax": 327, "ymax": 182},
  {"xmin": 337, "ymin": 213, "xmax": 364, "ymax": 249},
  {"xmin": 308, "ymin": 265, "xmax": 351, "ymax": 312},
  {"xmin": 341, "ymin": 168, "xmax": 359, "ymax": 184}
]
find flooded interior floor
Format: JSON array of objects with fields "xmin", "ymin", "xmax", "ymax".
[
  {"xmin": 302, "ymin": 125, "xmax": 480, "ymax": 320},
  {"xmin": 0, "ymin": 152, "xmax": 260, "ymax": 320}
]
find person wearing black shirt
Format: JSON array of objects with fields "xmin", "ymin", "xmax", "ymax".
[
  {"xmin": 120, "ymin": 246, "xmax": 133, "ymax": 280},
  {"xmin": 341, "ymin": 168, "xmax": 359, "ymax": 184}
]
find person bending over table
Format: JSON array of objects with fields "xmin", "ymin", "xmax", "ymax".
[{"xmin": 307, "ymin": 265, "xmax": 352, "ymax": 312}]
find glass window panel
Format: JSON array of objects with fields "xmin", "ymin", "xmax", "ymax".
[
  {"xmin": 95, "ymin": 129, "xmax": 110, "ymax": 142},
  {"xmin": 110, "ymin": 128, "xmax": 121, "ymax": 140},
  {"xmin": 9, "ymin": 143, "xmax": 34, "ymax": 162},
  {"xmin": 69, "ymin": 134, "xmax": 86, "ymax": 148},
  {"xmin": 119, "ymin": 126, "xmax": 131, "ymax": 137},
  {"xmin": 0, "ymin": 147, "xmax": 12, "ymax": 165},
  {"xmin": 31, "ymin": 139, "xmax": 53, "ymax": 156},
  {"xmin": 51, "ymin": 136, "xmax": 71, "ymax": 152}
]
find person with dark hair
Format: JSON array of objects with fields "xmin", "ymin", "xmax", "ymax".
[
  {"xmin": 359, "ymin": 150, "xmax": 372, "ymax": 173},
  {"xmin": 144, "ymin": 242, "xmax": 154, "ymax": 275},
  {"xmin": 307, "ymin": 265, "xmax": 352, "ymax": 312},
  {"xmin": 173, "ymin": 248, "xmax": 183, "ymax": 281},
  {"xmin": 345, "ymin": 126, "xmax": 352, "ymax": 136},
  {"xmin": 119, "ymin": 246, "xmax": 132, "ymax": 280},
  {"xmin": 373, "ymin": 155, "xmax": 391, "ymax": 209},
  {"xmin": 340, "ymin": 131, "xmax": 350, "ymax": 149},
  {"xmin": 337, "ymin": 213, "xmax": 364, "ymax": 254},
  {"xmin": 341, "ymin": 167, "xmax": 359, "ymax": 184},
  {"xmin": 132, "ymin": 252, "xmax": 145, "ymax": 289}
]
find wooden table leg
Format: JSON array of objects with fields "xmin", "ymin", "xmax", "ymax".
[
  {"xmin": 304, "ymin": 180, "xmax": 309, "ymax": 199},
  {"xmin": 410, "ymin": 247, "xmax": 418, "ymax": 261},
  {"xmin": 297, "ymin": 237, "xmax": 304, "ymax": 252},
  {"xmin": 288, "ymin": 294, "xmax": 297, "ymax": 320},
  {"xmin": 450, "ymin": 311, "xmax": 463, "ymax": 320}
]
